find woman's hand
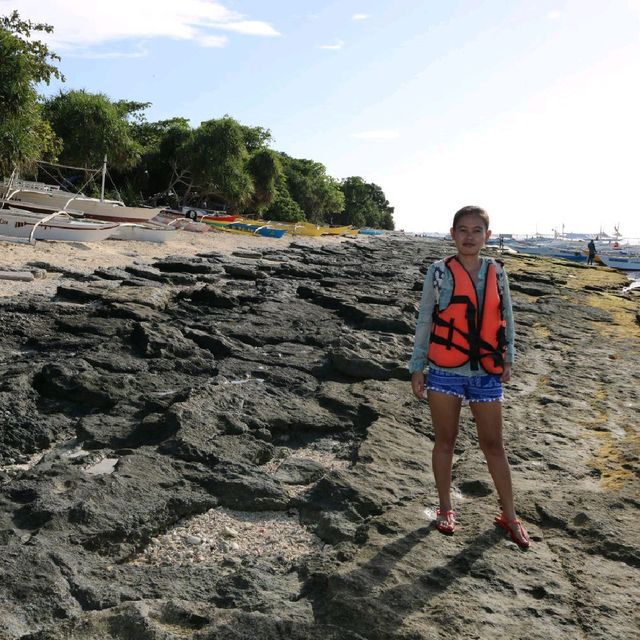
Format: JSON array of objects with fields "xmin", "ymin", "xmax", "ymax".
[
  {"xmin": 411, "ymin": 371, "xmax": 425, "ymax": 399},
  {"xmin": 500, "ymin": 363, "xmax": 512, "ymax": 383}
]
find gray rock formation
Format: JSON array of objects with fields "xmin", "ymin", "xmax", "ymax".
[{"xmin": 0, "ymin": 237, "xmax": 638, "ymax": 639}]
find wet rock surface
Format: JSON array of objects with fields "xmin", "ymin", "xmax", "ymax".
[{"xmin": 0, "ymin": 238, "xmax": 638, "ymax": 639}]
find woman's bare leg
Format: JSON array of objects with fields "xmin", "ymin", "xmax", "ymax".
[
  {"xmin": 469, "ymin": 400, "xmax": 517, "ymax": 518},
  {"xmin": 427, "ymin": 390, "xmax": 462, "ymax": 512}
]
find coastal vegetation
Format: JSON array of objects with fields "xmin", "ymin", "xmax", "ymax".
[{"xmin": 0, "ymin": 10, "xmax": 395, "ymax": 229}]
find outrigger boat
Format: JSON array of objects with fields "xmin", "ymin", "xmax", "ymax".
[
  {"xmin": 2, "ymin": 181, "xmax": 161, "ymax": 223},
  {"xmin": 204, "ymin": 219, "xmax": 287, "ymax": 238},
  {"xmin": 599, "ymin": 254, "xmax": 640, "ymax": 271},
  {"xmin": 0, "ymin": 208, "xmax": 119, "ymax": 244},
  {"xmin": 264, "ymin": 221, "xmax": 325, "ymax": 237},
  {"xmin": 263, "ymin": 221, "xmax": 356, "ymax": 237},
  {"xmin": 108, "ymin": 222, "xmax": 179, "ymax": 243},
  {"xmin": 199, "ymin": 214, "xmax": 239, "ymax": 226},
  {"xmin": 1, "ymin": 160, "xmax": 162, "ymax": 223}
]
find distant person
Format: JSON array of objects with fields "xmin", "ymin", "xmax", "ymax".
[
  {"xmin": 498, "ymin": 234, "xmax": 505, "ymax": 251},
  {"xmin": 409, "ymin": 205, "xmax": 530, "ymax": 549},
  {"xmin": 587, "ymin": 239, "xmax": 596, "ymax": 265}
]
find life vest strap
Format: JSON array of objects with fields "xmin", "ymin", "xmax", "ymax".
[
  {"xmin": 430, "ymin": 332, "xmax": 471, "ymax": 356},
  {"xmin": 431, "ymin": 316, "xmax": 505, "ymax": 366}
]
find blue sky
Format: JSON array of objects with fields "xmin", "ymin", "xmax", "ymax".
[{"xmin": 6, "ymin": 0, "xmax": 640, "ymax": 237}]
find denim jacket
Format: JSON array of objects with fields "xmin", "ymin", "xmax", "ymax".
[{"xmin": 408, "ymin": 257, "xmax": 516, "ymax": 375}]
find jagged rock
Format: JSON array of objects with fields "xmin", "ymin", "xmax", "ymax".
[
  {"xmin": 153, "ymin": 256, "xmax": 224, "ymax": 274},
  {"xmin": 0, "ymin": 237, "xmax": 637, "ymax": 639},
  {"xmin": 189, "ymin": 462, "xmax": 289, "ymax": 511},
  {"xmin": 93, "ymin": 266, "xmax": 130, "ymax": 280},
  {"xmin": 223, "ymin": 263, "xmax": 268, "ymax": 280},
  {"xmin": 124, "ymin": 264, "xmax": 166, "ymax": 282},
  {"xmin": 185, "ymin": 285, "xmax": 240, "ymax": 308},
  {"xmin": 273, "ymin": 458, "xmax": 326, "ymax": 485},
  {"xmin": 33, "ymin": 362, "xmax": 124, "ymax": 411}
]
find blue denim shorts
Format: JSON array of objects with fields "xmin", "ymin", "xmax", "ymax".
[{"xmin": 427, "ymin": 369, "xmax": 503, "ymax": 402}]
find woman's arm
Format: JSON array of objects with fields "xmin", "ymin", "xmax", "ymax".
[
  {"xmin": 500, "ymin": 268, "xmax": 516, "ymax": 381},
  {"xmin": 408, "ymin": 263, "xmax": 436, "ymax": 375}
]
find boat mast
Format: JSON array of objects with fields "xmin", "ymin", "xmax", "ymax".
[{"xmin": 100, "ymin": 155, "xmax": 107, "ymax": 202}]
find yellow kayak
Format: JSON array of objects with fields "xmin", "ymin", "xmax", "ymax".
[{"xmin": 263, "ymin": 221, "xmax": 356, "ymax": 236}]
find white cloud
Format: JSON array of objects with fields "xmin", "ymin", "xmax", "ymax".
[
  {"xmin": 65, "ymin": 44, "xmax": 150, "ymax": 59},
  {"xmin": 200, "ymin": 35, "xmax": 229, "ymax": 48},
  {"xmin": 0, "ymin": 0, "xmax": 279, "ymax": 53},
  {"xmin": 320, "ymin": 40, "xmax": 344, "ymax": 50},
  {"xmin": 352, "ymin": 14, "xmax": 370, "ymax": 21},
  {"xmin": 351, "ymin": 130, "xmax": 400, "ymax": 140},
  {"xmin": 547, "ymin": 10, "xmax": 562, "ymax": 20}
]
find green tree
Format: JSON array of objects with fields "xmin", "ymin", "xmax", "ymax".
[
  {"xmin": 120, "ymin": 116, "xmax": 192, "ymax": 206},
  {"xmin": 339, "ymin": 176, "xmax": 395, "ymax": 229},
  {"xmin": 183, "ymin": 116, "xmax": 254, "ymax": 209},
  {"xmin": 245, "ymin": 148, "xmax": 282, "ymax": 213},
  {"xmin": 262, "ymin": 177, "xmax": 305, "ymax": 222},
  {"xmin": 281, "ymin": 155, "xmax": 344, "ymax": 223},
  {"xmin": 0, "ymin": 10, "xmax": 63, "ymax": 174},
  {"xmin": 238, "ymin": 124, "xmax": 272, "ymax": 153},
  {"xmin": 43, "ymin": 90, "xmax": 142, "ymax": 170}
]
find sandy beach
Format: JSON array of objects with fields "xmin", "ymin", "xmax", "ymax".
[{"xmin": 0, "ymin": 227, "xmax": 352, "ymax": 298}]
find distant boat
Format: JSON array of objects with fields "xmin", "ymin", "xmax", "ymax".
[
  {"xmin": 1, "ymin": 181, "xmax": 161, "ymax": 223},
  {"xmin": 599, "ymin": 254, "xmax": 640, "ymax": 271},
  {"xmin": 206, "ymin": 219, "xmax": 287, "ymax": 238},
  {"xmin": 182, "ymin": 205, "xmax": 232, "ymax": 220},
  {"xmin": 264, "ymin": 221, "xmax": 326, "ymax": 237},
  {"xmin": 1, "ymin": 160, "xmax": 162, "ymax": 223},
  {"xmin": 108, "ymin": 222, "xmax": 179, "ymax": 243},
  {"xmin": 200, "ymin": 214, "xmax": 239, "ymax": 225},
  {"xmin": 510, "ymin": 241, "xmax": 588, "ymax": 263},
  {"xmin": 323, "ymin": 224, "xmax": 358, "ymax": 236},
  {"xmin": 359, "ymin": 228, "xmax": 385, "ymax": 236},
  {"xmin": 0, "ymin": 208, "xmax": 119, "ymax": 244}
]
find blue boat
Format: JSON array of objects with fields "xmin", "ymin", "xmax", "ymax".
[
  {"xmin": 359, "ymin": 228, "xmax": 384, "ymax": 236},
  {"xmin": 227, "ymin": 222, "xmax": 287, "ymax": 238}
]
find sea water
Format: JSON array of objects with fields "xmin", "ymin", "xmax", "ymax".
[{"xmin": 623, "ymin": 272, "xmax": 640, "ymax": 292}]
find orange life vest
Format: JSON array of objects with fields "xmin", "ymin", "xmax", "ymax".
[{"xmin": 428, "ymin": 256, "xmax": 507, "ymax": 374}]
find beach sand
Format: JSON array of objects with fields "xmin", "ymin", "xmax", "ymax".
[{"xmin": 0, "ymin": 228, "xmax": 352, "ymax": 299}]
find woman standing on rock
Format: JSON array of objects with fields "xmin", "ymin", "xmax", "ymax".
[{"xmin": 409, "ymin": 205, "xmax": 530, "ymax": 549}]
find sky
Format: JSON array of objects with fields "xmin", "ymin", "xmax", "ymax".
[{"xmin": 5, "ymin": 0, "xmax": 640, "ymax": 237}]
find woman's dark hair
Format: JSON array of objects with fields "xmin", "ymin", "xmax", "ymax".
[{"xmin": 452, "ymin": 206, "xmax": 490, "ymax": 230}]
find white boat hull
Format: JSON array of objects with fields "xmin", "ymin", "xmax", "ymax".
[
  {"xmin": 0, "ymin": 210, "xmax": 118, "ymax": 243},
  {"xmin": 4, "ymin": 189, "xmax": 162, "ymax": 223},
  {"xmin": 109, "ymin": 223, "xmax": 179, "ymax": 243},
  {"xmin": 599, "ymin": 255, "xmax": 640, "ymax": 271}
]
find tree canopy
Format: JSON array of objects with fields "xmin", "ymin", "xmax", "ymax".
[
  {"xmin": 280, "ymin": 155, "xmax": 345, "ymax": 224},
  {"xmin": 339, "ymin": 176, "xmax": 395, "ymax": 230},
  {"xmin": 183, "ymin": 117, "xmax": 254, "ymax": 208},
  {"xmin": 0, "ymin": 11, "xmax": 62, "ymax": 174},
  {"xmin": 43, "ymin": 90, "xmax": 142, "ymax": 170}
]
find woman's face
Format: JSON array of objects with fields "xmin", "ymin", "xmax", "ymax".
[{"xmin": 450, "ymin": 213, "xmax": 491, "ymax": 256}]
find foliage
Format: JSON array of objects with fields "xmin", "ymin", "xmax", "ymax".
[
  {"xmin": 43, "ymin": 90, "xmax": 142, "ymax": 170},
  {"xmin": 0, "ymin": 10, "xmax": 62, "ymax": 173},
  {"xmin": 339, "ymin": 176, "xmax": 395, "ymax": 230},
  {"xmin": 120, "ymin": 116, "xmax": 192, "ymax": 206},
  {"xmin": 244, "ymin": 148, "xmax": 282, "ymax": 213},
  {"xmin": 280, "ymin": 155, "xmax": 345, "ymax": 223},
  {"xmin": 238, "ymin": 123, "xmax": 273, "ymax": 153},
  {"xmin": 182, "ymin": 117, "xmax": 254, "ymax": 209},
  {"xmin": 114, "ymin": 100, "xmax": 152, "ymax": 124},
  {"xmin": 262, "ymin": 178, "xmax": 305, "ymax": 222}
]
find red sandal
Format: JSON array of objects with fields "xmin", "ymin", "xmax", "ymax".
[
  {"xmin": 435, "ymin": 509, "xmax": 456, "ymax": 535},
  {"xmin": 495, "ymin": 512, "xmax": 530, "ymax": 550}
]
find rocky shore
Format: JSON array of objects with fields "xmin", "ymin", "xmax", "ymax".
[{"xmin": 0, "ymin": 234, "xmax": 638, "ymax": 639}]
